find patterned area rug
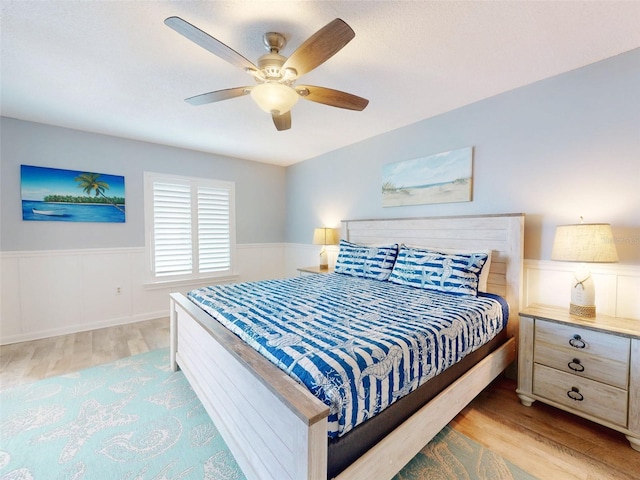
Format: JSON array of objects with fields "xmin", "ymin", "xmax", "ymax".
[{"xmin": 0, "ymin": 349, "xmax": 536, "ymax": 480}]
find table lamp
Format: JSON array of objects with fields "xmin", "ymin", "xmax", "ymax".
[
  {"xmin": 312, "ymin": 227, "xmax": 339, "ymax": 269},
  {"xmin": 551, "ymin": 222, "xmax": 618, "ymax": 317}
]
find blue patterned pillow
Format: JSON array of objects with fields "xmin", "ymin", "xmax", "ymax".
[
  {"xmin": 389, "ymin": 245, "xmax": 488, "ymax": 296},
  {"xmin": 334, "ymin": 240, "xmax": 398, "ymax": 280}
]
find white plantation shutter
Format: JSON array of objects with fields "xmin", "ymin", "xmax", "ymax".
[
  {"xmin": 198, "ymin": 186, "xmax": 231, "ymax": 273},
  {"xmin": 145, "ymin": 173, "xmax": 235, "ymax": 282},
  {"xmin": 153, "ymin": 182, "xmax": 193, "ymax": 276}
]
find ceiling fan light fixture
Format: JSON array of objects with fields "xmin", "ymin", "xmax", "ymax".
[
  {"xmin": 250, "ymin": 82, "xmax": 299, "ymax": 115},
  {"xmin": 166, "ymin": 17, "xmax": 368, "ymax": 129}
]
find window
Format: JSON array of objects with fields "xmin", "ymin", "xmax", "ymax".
[{"xmin": 144, "ymin": 172, "xmax": 235, "ymax": 283}]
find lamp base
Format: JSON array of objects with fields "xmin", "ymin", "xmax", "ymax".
[
  {"xmin": 319, "ymin": 247, "xmax": 328, "ymax": 269},
  {"xmin": 570, "ymin": 303, "xmax": 596, "ymax": 318}
]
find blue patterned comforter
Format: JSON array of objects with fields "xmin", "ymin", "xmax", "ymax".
[{"xmin": 187, "ymin": 273, "xmax": 508, "ymax": 438}]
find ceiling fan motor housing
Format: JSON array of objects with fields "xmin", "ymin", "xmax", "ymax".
[{"xmin": 257, "ymin": 52, "xmax": 287, "ymax": 80}]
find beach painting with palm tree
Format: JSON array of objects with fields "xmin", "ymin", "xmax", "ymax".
[
  {"xmin": 21, "ymin": 165, "xmax": 125, "ymax": 222},
  {"xmin": 382, "ymin": 147, "xmax": 473, "ymax": 207}
]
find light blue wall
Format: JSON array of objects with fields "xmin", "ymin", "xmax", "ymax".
[
  {"xmin": 286, "ymin": 48, "xmax": 640, "ymax": 263},
  {"xmin": 0, "ymin": 118, "xmax": 287, "ymax": 251},
  {"xmin": 3, "ymin": 49, "xmax": 639, "ymax": 262}
]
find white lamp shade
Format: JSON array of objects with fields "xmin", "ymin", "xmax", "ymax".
[
  {"xmin": 551, "ymin": 223, "xmax": 618, "ymax": 263},
  {"xmin": 250, "ymin": 82, "xmax": 299, "ymax": 115},
  {"xmin": 312, "ymin": 227, "xmax": 339, "ymax": 246}
]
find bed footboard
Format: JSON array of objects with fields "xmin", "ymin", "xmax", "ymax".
[
  {"xmin": 171, "ymin": 292, "xmax": 515, "ymax": 480},
  {"xmin": 170, "ymin": 293, "xmax": 330, "ymax": 480}
]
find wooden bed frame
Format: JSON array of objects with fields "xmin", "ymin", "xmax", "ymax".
[{"xmin": 169, "ymin": 213, "xmax": 524, "ymax": 480}]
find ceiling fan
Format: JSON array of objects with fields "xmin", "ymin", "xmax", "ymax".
[{"xmin": 164, "ymin": 16, "xmax": 369, "ymax": 131}]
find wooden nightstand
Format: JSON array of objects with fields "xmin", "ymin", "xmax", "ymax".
[
  {"xmin": 297, "ymin": 266, "xmax": 334, "ymax": 276},
  {"xmin": 517, "ymin": 304, "xmax": 640, "ymax": 451}
]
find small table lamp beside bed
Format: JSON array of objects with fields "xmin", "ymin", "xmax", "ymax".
[{"xmin": 170, "ymin": 213, "xmax": 525, "ymax": 480}]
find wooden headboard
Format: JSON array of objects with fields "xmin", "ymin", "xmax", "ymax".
[{"xmin": 341, "ymin": 213, "xmax": 525, "ymax": 340}]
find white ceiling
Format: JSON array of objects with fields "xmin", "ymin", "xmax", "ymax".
[{"xmin": 2, "ymin": 1, "xmax": 640, "ymax": 167}]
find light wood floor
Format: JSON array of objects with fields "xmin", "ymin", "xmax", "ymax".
[
  {"xmin": 0, "ymin": 318, "xmax": 169, "ymax": 388},
  {"xmin": 1, "ymin": 319, "xmax": 639, "ymax": 479}
]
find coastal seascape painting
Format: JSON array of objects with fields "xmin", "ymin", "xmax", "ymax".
[
  {"xmin": 21, "ymin": 165, "xmax": 126, "ymax": 222},
  {"xmin": 382, "ymin": 147, "xmax": 473, "ymax": 207}
]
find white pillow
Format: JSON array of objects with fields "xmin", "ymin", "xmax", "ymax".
[
  {"xmin": 405, "ymin": 245, "xmax": 492, "ymax": 292},
  {"xmin": 334, "ymin": 240, "xmax": 399, "ymax": 280},
  {"xmin": 389, "ymin": 246, "xmax": 489, "ymax": 296}
]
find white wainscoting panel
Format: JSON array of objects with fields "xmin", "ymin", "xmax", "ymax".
[
  {"xmin": 0, "ymin": 244, "xmax": 286, "ymax": 345},
  {"xmin": 130, "ymin": 251, "xmax": 172, "ymax": 318},
  {"xmin": 236, "ymin": 243, "xmax": 286, "ymax": 282},
  {"xmin": 3, "ymin": 249, "xmax": 637, "ymax": 345},
  {"xmin": 0, "ymin": 256, "xmax": 21, "ymax": 338},
  {"xmin": 617, "ymin": 273, "xmax": 640, "ymax": 320},
  {"xmin": 524, "ymin": 259, "xmax": 640, "ymax": 320},
  {"xmin": 19, "ymin": 253, "xmax": 85, "ymax": 335}
]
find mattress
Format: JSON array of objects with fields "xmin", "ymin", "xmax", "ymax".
[{"xmin": 187, "ymin": 273, "xmax": 508, "ymax": 439}]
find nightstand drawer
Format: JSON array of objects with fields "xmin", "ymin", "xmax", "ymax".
[
  {"xmin": 533, "ymin": 364, "xmax": 628, "ymax": 427},
  {"xmin": 534, "ymin": 341, "xmax": 629, "ymax": 389},
  {"xmin": 534, "ymin": 320, "xmax": 630, "ymax": 388}
]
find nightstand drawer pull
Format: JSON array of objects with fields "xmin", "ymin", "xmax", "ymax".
[
  {"xmin": 568, "ymin": 334, "xmax": 586, "ymax": 349},
  {"xmin": 567, "ymin": 387, "xmax": 584, "ymax": 401},
  {"xmin": 568, "ymin": 358, "xmax": 585, "ymax": 372}
]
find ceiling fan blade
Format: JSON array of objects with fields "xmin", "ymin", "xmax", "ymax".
[
  {"xmin": 272, "ymin": 111, "xmax": 291, "ymax": 131},
  {"xmin": 296, "ymin": 85, "xmax": 369, "ymax": 111},
  {"xmin": 165, "ymin": 16, "xmax": 258, "ymax": 72},
  {"xmin": 282, "ymin": 19, "xmax": 355, "ymax": 76},
  {"xmin": 185, "ymin": 87, "xmax": 251, "ymax": 105}
]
